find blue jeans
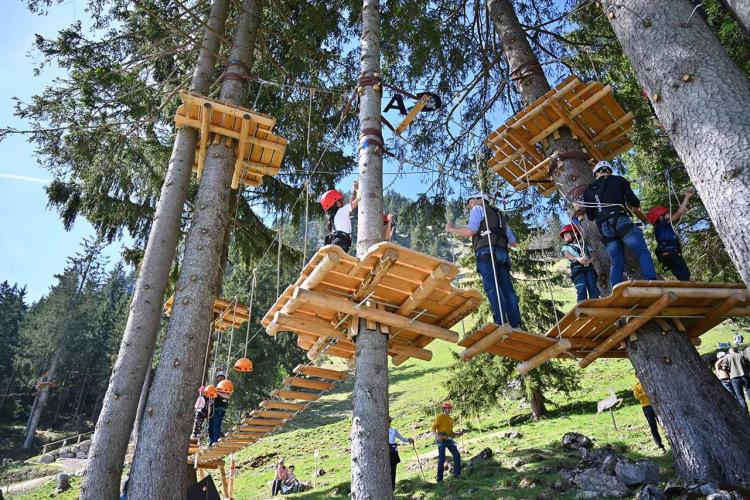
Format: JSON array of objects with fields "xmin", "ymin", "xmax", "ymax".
[
  {"xmin": 437, "ymin": 439, "xmax": 461, "ymax": 482},
  {"xmin": 209, "ymin": 406, "xmax": 226, "ymax": 444},
  {"xmin": 475, "ymin": 247, "xmax": 522, "ymax": 327},
  {"xmin": 600, "ymin": 217, "xmax": 657, "ymax": 286},
  {"xmin": 730, "ymin": 377, "xmax": 749, "ymax": 411},
  {"xmin": 572, "ymin": 268, "xmax": 601, "ymax": 302},
  {"xmin": 659, "ymin": 253, "xmax": 691, "ymax": 281}
]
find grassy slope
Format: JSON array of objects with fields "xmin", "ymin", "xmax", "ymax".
[{"xmin": 15, "ymin": 317, "xmax": 741, "ymax": 499}]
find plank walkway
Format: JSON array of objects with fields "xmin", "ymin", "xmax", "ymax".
[{"xmin": 164, "ymin": 296, "xmax": 250, "ymax": 332}]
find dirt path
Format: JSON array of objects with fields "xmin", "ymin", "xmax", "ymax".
[{"xmin": 3, "ymin": 458, "xmax": 87, "ymax": 496}]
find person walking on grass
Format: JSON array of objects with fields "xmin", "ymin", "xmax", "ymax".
[
  {"xmin": 723, "ymin": 348, "xmax": 750, "ymax": 411},
  {"xmin": 633, "ymin": 381, "xmax": 666, "ymax": 452},
  {"xmin": 388, "ymin": 416, "xmax": 413, "ymax": 491},
  {"xmin": 431, "ymin": 401, "xmax": 462, "ymax": 482}
]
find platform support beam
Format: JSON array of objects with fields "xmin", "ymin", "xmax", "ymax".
[
  {"xmin": 458, "ymin": 324, "xmax": 512, "ymax": 361},
  {"xmin": 518, "ymin": 339, "xmax": 572, "ymax": 374},
  {"xmin": 686, "ymin": 292, "xmax": 747, "ymax": 337}
]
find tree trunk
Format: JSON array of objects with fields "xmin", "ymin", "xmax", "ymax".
[
  {"xmin": 81, "ymin": 2, "xmax": 230, "ymax": 498},
  {"xmin": 130, "ymin": 365, "xmax": 152, "ymax": 449},
  {"xmin": 717, "ymin": 0, "xmax": 750, "ymax": 37},
  {"xmin": 23, "ymin": 350, "xmax": 61, "ymax": 449},
  {"xmin": 350, "ymin": 1, "xmax": 392, "ymax": 499},
  {"xmin": 528, "ymin": 386, "xmax": 547, "ymax": 420},
  {"xmin": 628, "ymin": 323, "xmax": 750, "ymax": 487},
  {"xmin": 486, "ymin": 0, "xmax": 617, "ymax": 293},
  {"xmin": 127, "ymin": 0, "xmax": 262, "ymax": 497},
  {"xmin": 604, "ymin": 0, "xmax": 750, "ymax": 286}
]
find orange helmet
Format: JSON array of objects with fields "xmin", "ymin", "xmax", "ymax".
[
  {"xmin": 203, "ymin": 385, "xmax": 218, "ymax": 398},
  {"xmin": 234, "ymin": 357, "xmax": 253, "ymax": 373},
  {"xmin": 441, "ymin": 401, "xmax": 453, "ymax": 410},
  {"xmin": 320, "ymin": 190, "xmax": 343, "ymax": 212},
  {"xmin": 559, "ymin": 224, "xmax": 580, "ymax": 238},
  {"xmin": 217, "ymin": 379, "xmax": 234, "ymax": 395},
  {"xmin": 646, "ymin": 206, "xmax": 669, "ymax": 225}
]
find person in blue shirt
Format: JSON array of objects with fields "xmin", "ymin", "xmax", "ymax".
[
  {"xmin": 560, "ymin": 224, "xmax": 601, "ymax": 302},
  {"xmin": 445, "ymin": 192, "xmax": 522, "ymax": 327},
  {"xmin": 645, "ymin": 187, "xmax": 695, "ymax": 281}
]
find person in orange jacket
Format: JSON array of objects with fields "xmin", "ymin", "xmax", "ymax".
[{"xmin": 633, "ymin": 381, "xmax": 665, "ymax": 452}]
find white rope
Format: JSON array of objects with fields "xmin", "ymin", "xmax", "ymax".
[
  {"xmin": 302, "ymin": 181, "xmax": 310, "ymax": 267},
  {"xmin": 243, "ymin": 271, "xmax": 256, "ymax": 358},
  {"xmin": 225, "ymin": 304, "xmax": 237, "ymax": 371}
]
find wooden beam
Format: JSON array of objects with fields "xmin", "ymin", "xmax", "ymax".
[
  {"xmin": 506, "ymin": 127, "xmax": 544, "ymax": 163},
  {"xmin": 395, "ymin": 95, "xmax": 429, "ymax": 135},
  {"xmin": 547, "ymin": 100, "xmax": 603, "ymax": 162},
  {"xmin": 568, "ymin": 85, "xmax": 612, "ymax": 118},
  {"xmin": 283, "ymin": 377, "xmax": 334, "ymax": 391},
  {"xmin": 260, "ymin": 400, "xmax": 305, "ymax": 411},
  {"xmin": 622, "ymin": 287, "xmax": 746, "ymax": 300},
  {"xmin": 389, "ymin": 339, "xmax": 433, "ymax": 362},
  {"xmin": 299, "ymin": 252, "xmax": 341, "ymax": 291},
  {"xmin": 219, "ymin": 463, "xmax": 229, "ymax": 498},
  {"xmin": 578, "ymin": 293, "xmax": 678, "ymax": 368},
  {"xmin": 686, "ymin": 292, "xmax": 746, "ymax": 337},
  {"xmin": 272, "ymin": 389, "xmax": 321, "ymax": 401},
  {"xmin": 293, "ymin": 364, "xmax": 347, "ymax": 380},
  {"xmin": 592, "ymin": 112, "xmax": 634, "ymax": 143},
  {"xmin": 178, "ymin": 91, "xmax": 277, "ymax": 127},
  {"xmin": 438, "ymin": 297, "xmax": 480, "ymax": 328},
  {"xmin": 575, "ymin": 306, "xmax": 750, "ymax": 318},
  {"xmin": 289, "ymin": 288, "xmax": 459, "ymax": 343},
  {"xmin": 397, "ymin": 263, "xmax": 453, "ymax": 315},
  {"xmin": 196, "ymin": 102, "xmax": 212, "ymax": 179},
  {"xmin": 354, "ymin": 248, "xmax": 400, "ymax": 301},
  {"xmin": 231, "ymin": 114, "xmax": 252, "ymax": 189},
  {"xmin": 458, "ymin": 324, "xmax": 512, "ymax": 361},
  {"xmin": 517, "ymin": 339, "xmax": 572, "ymax": 375}
]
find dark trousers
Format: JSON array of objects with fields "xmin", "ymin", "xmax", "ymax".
[
  {"xmin": 730, "ymin": 376, "xmax": 748, "ymax": 411},
  {"xmin": 659, "ymin": 253, "xmax": 691, "ymax": 281},
  {"xmin": 326, "ymin": 231, "xmax": 351, "ymax": 253},
  {"xmin": 571, "ymin": 268, "xmax": 601, "ymax": 302},
  {"xmin": 721, "ymin": 379, "xmax": 733, "ymax": 393},
  {"xmin": 192, "ymin": 410, "xmax": 206, "ymax": 437},
  {"xmin": 475, "ymin": 246, "xmax": 522, "ymax": 327},
  {"xmin": 208, "ymin": 406, "xmax": 226, "ymax": 444},
  {"xmin": 389, "ymin": 445, "xmax": 400, "ymax": 491},
  {"xmin": 642, "ymin": 405, "xmax": 663, "ymax": 448},
  {"xmin": 271, "ymin": 479, "xmax": 282, "ymax": 496},
  {"xmin": 436, "ymin": 439, "xmax": 461, "ymax": 482}
]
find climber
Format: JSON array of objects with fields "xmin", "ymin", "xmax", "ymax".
[
  {"xmin": 320, "ymin": 181, "xmax": 360, "ymax": 253},
  {"xmin": 388, "ymin": 416, "xmax": 413, "ymax": 491},
  {"xmin": 559, "ymin": 224, "xmax": 600, "ymax": 302},
  {"xmin": 191, "ymin": 385, "xmax": 216, "ymax": 439},
  {"xmin": 431, "ymin": 401, "xmax": 462, "ymax": 482},
  {"xmin": 445, "ymin": 192, "xmax": 522, "ymax": 327},
  {"xmin": 632, "ymin": 381, "xmax": 666, "ymax": 452},
  {"xmin": 582, "ymin": 161, "xmax": 657, "ymax": 286},
  {"xmin": 645, "ymin": 187, "xmax": 696, "ymax": 281},
  {"xmin": 209, "ymin": 376, "xmax": 233, "ymax": 444},
  {"xmin": 384, "ymin": 214, "xmax": 396, "ymax": 241}
]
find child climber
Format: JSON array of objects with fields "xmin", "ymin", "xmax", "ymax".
[
  {"xmin": 645, "ymin": 187, "xmax": 695, "ymax": 281},
  {"xmin": 191, "ymin": 385, "xmax": 216, "ymax": 439},
  {"xmin": 560, "ymin": 224, "xmax": 600, "ymax": 302},
  {"xmin": 320, "ymin": 181, "xmax": 360, "ymax": 253}
]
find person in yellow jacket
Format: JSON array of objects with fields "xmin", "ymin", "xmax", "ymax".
[
  {"xmin": 431, "ymin": 401, "xmax": 462, "ymax": 482},
  {"xmin": 633, "ymin": 381, "xmax": 666, "ymax": 452}
]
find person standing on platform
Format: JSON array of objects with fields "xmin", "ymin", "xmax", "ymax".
[
  {"xmin": 445, "ymin": 192, "xmax": 522, "ymax": 327},
  {"xmin": 431, "ymin": 401, "xmax": 462, "ymax": 482},
  {"xmin": 633, "ymin": 381, "xmax": 666, "ymax": 452},
  {"xmin": 388, "ymin": 416, "xmax": 413, "ymax": 491},
  {"xmin": 320, "ymin": 181, "xmax": 360, "ymax": 253},
  {"xmin": 645, "ymin": 187, "xmax": 695, "ymax": 281},
  {"xmin": 724, "ymin": 348, "xmax": 750, "ymax": 411},
  {"xmin": 583, "ymin": 161, "xmax": 657, "ymax": 286},
  {"xmin": 559, "ymin": 224, "xmax": 600, "ymax": 302}
]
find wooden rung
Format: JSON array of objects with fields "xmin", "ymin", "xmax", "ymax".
[
  {"xmin": 260, "ymin": 400, "xmax": 306, "ymax": 411},
  {"xmin": 517, "ymin": 339, "xmax": 572, "ymax": 375},
  {"xmin": 242, "ymin": 418, "xmax": 285, "ymax": 426},
  {"xmin": 236, "ymin": 425, "xmax": 276, "ymax": 433},
  {"xmin": 293, "ymin": 364, "xmax": 347, "ymax": 380},
  {"xmin": 250, "ymin": 409, "xmax": 296, "ymax": 419},
  {"xmin": 271, "ymin": 389, "xmax": 321, "ymax": 401},
  {"xmin": 283, "ymin": 377, "xmax": 334, "ymax": 391}
]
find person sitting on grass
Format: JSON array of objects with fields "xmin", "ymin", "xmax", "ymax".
[
  {"xmin": 559, "ymin": 223, "xmax": 600, "ymax": 302},
  {"xmin": 281, "ymin": 465, "xmax": 302, "ymax": 494},
  {"xmin": 271, "ymin": 458, "xmax": 288, "ymax": 496}
]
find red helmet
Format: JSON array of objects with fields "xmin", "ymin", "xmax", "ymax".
[
  {"xmin": 441, "ymin": 401, "xmax": 453, "ymax": 410},
  {"xmin": 559, "ymin": 224, "xmax": 580, "ymax": 238},
  {"xmin": 646, "ymin": 206, "xmax": 669, "ymax": 225},
  {"xmin": 320, "ymin": 190, "xmax": 343, "ymax": 212}
]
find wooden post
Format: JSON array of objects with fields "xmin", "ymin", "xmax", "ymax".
[
  {"xmin": 297, "ymin": 252, "xmax": 341, "ymax": 291},
  {"xmin": 231, "ymin": 115, "xmax": 252, "ymax": 189},
  {"xmin": 517, "ymin": 339, "xmax": 573, "ymax": 374},
  {"xmin": 578, "ymin": 293, "xmax": 678, "ymax": 368},
  {"xmin": 229, "ymin": 454, "xmax": 235, "ymax": 499},
  {"xmin": 458, "ymin": 325, "xmax": 512, "ymax": 361},
  {"xmin": 219, "ymin": 461, "xmax": 229, "ymax": 499}
]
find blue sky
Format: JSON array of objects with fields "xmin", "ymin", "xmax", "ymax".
[{"xmin": 0, "ymin": 1, "xmax": 124, "ymax": 302}]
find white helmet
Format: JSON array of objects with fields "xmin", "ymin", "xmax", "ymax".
[
  {"xmin": 468, "ymin": 191, "xmax": 490, "ymax": 202},
  {"xmin": 593, "ymin": 161, "xmax": 613, "ymax": 175},
  {"xmin": 216, "ymin": 370, "xmax": 226, "ymax": 378}
]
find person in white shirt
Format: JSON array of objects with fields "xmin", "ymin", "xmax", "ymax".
[
  {"xmin": 388, "ymin": 416, "xmax": 413, "ymax": 491},
  {"xmin": 320, "ymin": 181, "xmax": 360, "ymax": 253}
]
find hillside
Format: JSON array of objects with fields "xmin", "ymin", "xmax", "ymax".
[{"xmin": 13, "ymin": 319, "xmax": 741, "ymax": 499}]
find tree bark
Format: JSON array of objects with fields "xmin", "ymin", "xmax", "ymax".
[
  {"xmin": 23, "ymin": 350, "xmax": 61, "ymax": 449},
  {"xmin": 127, "ymin": 0, "xmax": 262, "ymax": 497},
  {"xmin": 717, "ymin": 0, "xmax": 750, "ymax": 37},
  {"xmin": 486, "ymin": 0, "xmax": 616, "ymax": 293},
  {"xmin": 528, "ymin": 386, "xmax": 547, "ymax": 420},
  {"xmin": 350, "ymin": 1, "xmax": 392, "ymax": 498},
  {"xmin": 604, "ymin": 0, "xmax": 750, "ymax": 286},
  {"xmin": 130, "ymin": 364, "xmax": 152, "ymax": 449},
  {"xmin": 81, "ymin": 2, "xmax": 230, "ymax": 498},
  {"xmin": 628, "ymin": 324, "xmax": 750, "ymax": 487}
]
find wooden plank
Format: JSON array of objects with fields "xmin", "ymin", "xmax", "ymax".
[
  {"xmin": 293, "ymin": 365, "xmax": 347, "ymax": 380},
  {"xmin": 283, "ymin": 377, "xmax": 334, "ymax": 391},
  {"xmin": 458, "ymin": 324, "xmax": 513, "ymax": 361},
  {"xmin": 243, "ymin": 418, "xmax": 285, "ymax": 426},
  {"xmin": 260, "ymin": 400, "xmax": 305, "ymax": 411},
  {"xmin": 686, "ymin": 292, "xmax": 747, "ymax": 337},
  {"xmin": 250, "ymin": 409, "xmax": 295, "ymax": 419},
  {"xmin": 196, "ymin": 102, "xmax": 212, "ymax": 179},
  {"xmin": 517, "ymin": 339, "xmax": 572, "ymax": 374},
  {"xmin": 592, "ymin": 112, "xmax": 634, "ymax": 143},
  {"xmin": 231, "ymin": 114, "xmax": 253, "ymax": 189},
  {"xmin": 568, "ymin": 85, "xmax": 612, "ymax": 118},
  {"xmin": 398, "ymin": 263, "xmax": 453, "ymax": 315},
  {"xmin": 272, "ymin": 389, "xmax": 321, "ymax": 401},
  {"xmin": 622, "ymin": 287, "xmax": 746, "ymax": 300},
  {"xmin": 579, "ymin": 293, "xmax": 678, "ymax": 368},
  {"xmin": 575, "ymin": 306, "xmax": 750, "ymax": 318},
  {"xmin": 395, "ymin": 95, "xmax": 429, "ymax": 135}
]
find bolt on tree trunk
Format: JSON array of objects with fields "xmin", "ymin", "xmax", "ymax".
[
  {"xmin": 126, "ymin": 0, "xmax": 262, "ymax": 497},
  {"xmin": 350, "ymin": 1, "xmax": 392, "ymax": 498},
  {"xmin": 604, "ymin": 0, "xmax": 750, "ymax": 287},
  {"xmin": 80, "ymin": 1, "xmax": 230, "ymax": 498}
]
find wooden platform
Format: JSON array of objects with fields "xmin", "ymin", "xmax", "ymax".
[
  {"xmin": 188, "ymin": 363, "xmax": 348, "ymax": 467},
  {"xmin": 261, "ymin": 242, "xmax": 482, "ymax": 365},
  {"xmin": 174, "ymin": 91, "xmax": 287, "ymax": 188},
  {"xmin": 459, "ymin": 281, "xmax": 749, "ymax": 373},
  {"xmin": 164, "ymin": 295, "xmax": 249, "ymax": 332},
  {"xmin": 485, "ymin": 76, "xmax": 634, "ymax": 195}
]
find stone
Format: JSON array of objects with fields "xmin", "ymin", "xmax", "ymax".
[
  {"xmin": 500, "ymin": 430, "xmax": 521, "ymax": 439},
  {"xmin": 59, "ymin": 452, "xmax": 75, "ymax": 459},
  {"xmin": 638, "ymin": 484, "xmax": 666, "ymax": 500},
  {"xmin": 466, "ymin": 448, "xmax": 492, "ymax": 468},
  {"xmin": 38, "ymin": 454, "xmax": 55, "ymax": 464},
  {"xmin": 573, "ymin": 468, "xmax": 630, "ymax": 498},
  {"xmin": 614, "ymin": 459, "xmax": 659, "ymax": 486},
  {"xmin": 562, "ymin": 432, "xmax": 593, "ymax": 450},
  {"xmin": 706, "ymin": 492, "xmax": 733, "ymax": 500},
  {"xmin": 511, "ymin": 457, "xmax": 525, "ymax": 468},
  {"xmin": 78, "ymin": 442, "xmax": 90, "ymax": 452},
  {"xmin": 600, "ymin": 455, "xmax": 617, "ymax": 475},
  {"xmin": 56, "ymin": 473, "xmax": 71, "ymax": 492},
  {"xmin": 315, "ymin": 468, "xmax": 326, "ymax": 477},
  {"xmin": 663, "ymin": 479, "xmax": 684, "ymax": 497},
  {"xmin": 74, "ymin": 451, "xmax": 88, "ymax": 459},
  {"xmin": 686, "ymin": 482, "xmax": 719, "ymax": 496}
]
